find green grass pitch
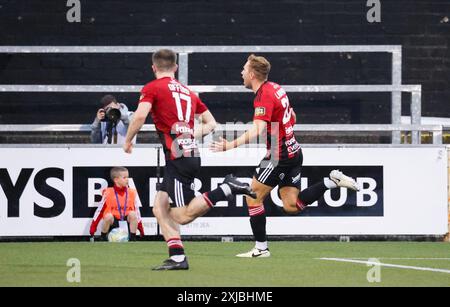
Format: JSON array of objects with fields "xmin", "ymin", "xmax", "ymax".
[{"xmin": 0, "ymin": 241, "xmax": 449, "ymax": 287}]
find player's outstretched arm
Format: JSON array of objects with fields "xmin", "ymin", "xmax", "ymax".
[
  {"xmin": 123, "ymin": 103, "xmax": 151, "ymax": 153},
  {"xmin": 210, "ymin": 119, "xmax": 266, "ymax": 152},
  {"xmin": 194, "ymin": 110, "xmax": 217, "ymax": 139},
  {"xmin": 291, "ymin": 108, "xmax": 297, "ymax": 123}
]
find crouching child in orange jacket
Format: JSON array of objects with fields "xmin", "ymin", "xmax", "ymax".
[{"xmin": 89, "ymin": 167, "xmax": 144, "ymax": 241}]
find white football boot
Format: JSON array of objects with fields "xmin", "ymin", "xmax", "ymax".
[
  {"xmin": 236, "ymin": 247, "xmax": 271, "ymax": 258},
  {"xmin": 329, "ymin": 170, "xmax": 360, "ymax": 191}
]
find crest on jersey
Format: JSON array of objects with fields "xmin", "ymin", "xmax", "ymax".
[{"xmin": 255, "ymin": 107, "xmax": 266, "ymax": 117}]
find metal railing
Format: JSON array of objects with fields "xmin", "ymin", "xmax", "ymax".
[
  {"xmin": 0, "ymin": 123, "xmax": 442, "ymax": 145},
  {"xmin": 0, "ymin": 45, "xmax": 425, "ymax": 144}
]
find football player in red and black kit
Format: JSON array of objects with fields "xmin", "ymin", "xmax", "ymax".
[
  {"xmin": 211, "ymin": 54, "xmax": 360, "ymax": 257},
  {"xmin": 124, "ymin": 49, "xmax": 255, "ymax": 270}
]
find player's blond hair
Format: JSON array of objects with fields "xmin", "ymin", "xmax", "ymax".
[
  {"xmin": 110, "ymin": 167, "xmax": 128, "ymax": 181},
  {"xmin": 247, "ymin": 54, "xmax": 271, "ymax": 81},
  {"xmin": 152, "ymin": 49, "xmax": 177, "ymax": 71}
]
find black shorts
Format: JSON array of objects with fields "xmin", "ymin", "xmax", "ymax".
[
  {"xmin": 254, "ymin": 149, "xmax": 303, "ymax": 189},
  {"xmin": 158, "ymin": 157, "xmax": 201, "ymax": 207}
]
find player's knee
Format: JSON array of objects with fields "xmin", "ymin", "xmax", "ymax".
[
  {"xmin": 249, "ymin": 181, "xmax": 270, "ymax": 204},
  {"xmin": 246, "ymin": 195, "xmax": 264, "ymax": 207},
  {"xmin": 152, "ymin": 206, "xmax": 161, "ymax": 218},
  {"xmin": 283, "ymin": 201, "xmax": 299, "ymax": 215},
  {"xmin": 127, "ymin": 211, "xmax": 137, "ymax": 222},
  {"xmin": 250, "ymin": 183, "xmax": 265, "ymax": 197},
  {"xmin": 103, "ymin": 213, "xmax": 114, "ymax": 224}
]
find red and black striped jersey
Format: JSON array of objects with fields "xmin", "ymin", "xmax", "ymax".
[
  {"xmin": 253, "ymin": 81, "xmax": 300, "ymax": 161},
  {"xmin": 139, "ymin": 77, "xmax": 208, "ymax": 160}
]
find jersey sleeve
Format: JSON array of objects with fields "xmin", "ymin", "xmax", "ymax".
[
  {"xmin": 89, "ymin": 189, "xmax": 108, "ymax": 236},
  {"xmin": 194, "ymin": 94, "xmax": 208, "ymax": 114},
  {"xmin": 132, "ymin": 190, "xmax": 142, "ymax": 221},
  {"xmin": 132, "ymin": 190, "xmax": 145, "ymax": 237},
  {"xmin": 253, "ymin": 92, "xmax": 274, "ymax": 122},
  {"xmin": 139, "ymin": 83, "xmax": 156, "ymax": 105}
]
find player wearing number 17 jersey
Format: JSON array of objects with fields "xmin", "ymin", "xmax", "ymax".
[
  {"xmin": 211, "ymin": 54, "xmax": 360, "ymax": 258},
  {"xmin": 140, "ymin": 75, "xmax": 207, "ymax": 160},
  {"xmin": 123, "ymin": 49, "xmax": 255, "ymax": 270}
]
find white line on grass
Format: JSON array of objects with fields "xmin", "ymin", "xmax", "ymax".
[
  {"xmin": 348, "ymin": 258, "xmax": 450, "ymax": 260},
  {"xmin": 319, "ymin": 258, "xmax": 450, "ymax": 274}
]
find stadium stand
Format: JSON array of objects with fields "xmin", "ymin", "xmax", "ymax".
[{"xmin": 0, "ymin": 0, "xmax": 449, "ymax": 144}]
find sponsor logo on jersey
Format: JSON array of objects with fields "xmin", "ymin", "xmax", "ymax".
[
  {"xmin": 255, "ymin": 107, "xmax": 266, "ymax": 117},
  {"xmin": 174, "ymin": 123, "xmax": 194, "ymax": 135},
  {"xmin": 285, "ymin": 136, "xmax": 297, "ymax": 146},
  {"xmin": 285, "ymin": 126, "xmax": 294, "ymax": 135},
  {"xmin": 287, "ymin": 143, "xmax": 301, "ymax": 154}
]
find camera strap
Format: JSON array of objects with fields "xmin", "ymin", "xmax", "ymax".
[
  {"xmin": 105, "ymin": 122, "xmax": 113, "ymax": 144},
  {"xmin": 113, "ymin": 125, "xmax": 118, "ymax": 144}
]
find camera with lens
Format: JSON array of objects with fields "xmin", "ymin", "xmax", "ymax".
[{"xmin": 101, "ymin": 107, "xmax": 121, "ymax": 124}]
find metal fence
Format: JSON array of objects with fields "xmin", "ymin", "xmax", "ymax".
[{"xmin": 0, "ymin": 45, "xmax": 440, "ymax": 144}]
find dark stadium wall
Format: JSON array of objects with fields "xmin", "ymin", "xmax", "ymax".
[{"xmin": 0, "ymin": 0, "xmax": 449, "ymax": 126}]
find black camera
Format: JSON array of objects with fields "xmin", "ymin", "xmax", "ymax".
[{"xmin": 101, "ymin": 107, "xmax": 121, "ymax": 124}]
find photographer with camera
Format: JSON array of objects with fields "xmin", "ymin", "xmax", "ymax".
[{"xmin": 90, "ymin": 95, "xmax": 136, "ymax": 144}]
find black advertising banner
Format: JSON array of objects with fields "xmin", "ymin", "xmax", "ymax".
[{"xmin": 72, "ymin": 165, "xmax": 383, "ymax": 218}]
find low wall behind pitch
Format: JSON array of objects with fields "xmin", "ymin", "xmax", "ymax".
[{"xmin": 0, "ymin": 145, "xmax": 447, "ymax": 237}]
